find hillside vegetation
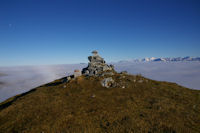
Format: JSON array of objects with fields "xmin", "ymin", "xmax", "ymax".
[{"xmin": 0, "ymin": 73, "xmax": 200, "ymax": 133}]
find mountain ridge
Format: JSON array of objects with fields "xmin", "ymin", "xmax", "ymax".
[
  {"xmin": 1, "ymin": 51, "xmax": 200, "ymax": 132},
  {"xmin": 0, "ymin": 73, "xmax": 200, "ymax": 133},
  {"xmin": 117, "ymin": 56, "xmax": 200, "ymax": 63}
]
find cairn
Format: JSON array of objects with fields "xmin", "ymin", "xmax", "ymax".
[
  {"xmin": 65, "ymin": 50, "xmax": 119, "ymax": 88},
  {"xmin": 82, "ymin": 50, "xmax": 114, "ymax": 76}
]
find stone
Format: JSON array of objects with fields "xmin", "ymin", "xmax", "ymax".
[
  {"xmin": 85, "ymin": 70, "xmax": 89, "ymax": 75},
  {"xmin": 91, "ymin": 94, "xmax": 96, "ymax": 98},
  {"xmin": 101, "ymin": 71, "xmax": 114, "ymax": 76},
  {"xmin": 82, "ymin": 50, "xmax": 115, "ymax": 76},
  {"xmin": 138, "ymin": 80, "xmax": 143, "ymax": 83},
  {"xmin": 74, "ymin": 69, "xmax": 82, "ymax": 78},
  {"xmin": 62, "ymin": 76, "xmax": 71, "ymax": 83},
  {"xmin": 120, "ymin": 71, "xmax": 128, "ymax": 74},
  {"xmin": 67, "ymin": 76, "xmax": 71, "ymax": 81},
  {"xmin": 101, "ymin": 77, "xmax": 115, "ymax": 88}
]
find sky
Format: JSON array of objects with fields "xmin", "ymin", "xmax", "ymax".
[{"xmin": 0, "ymin": 0, "xmax": 200, "ymax": 66}]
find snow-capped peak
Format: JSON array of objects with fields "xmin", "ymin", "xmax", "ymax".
[{"xmin": 117, "ymin": 56, "xmax": 200, "ymax": 63}]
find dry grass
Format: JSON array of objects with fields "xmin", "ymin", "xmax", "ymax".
[{"xmin": 0, "ymin": 73, "xmax": 200, "ymax": 133}]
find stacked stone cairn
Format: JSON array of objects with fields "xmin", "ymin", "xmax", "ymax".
[
  {"xmin": 65, "ymin": 50, "xmax": 123, "ymax": 88},
  {"xmin": 82, "ymin": 50, "xmax": 114, "ymax": 76}
]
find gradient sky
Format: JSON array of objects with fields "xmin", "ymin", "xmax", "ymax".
[{"xmin": 0, "ymin": 0, "xmax": 200, "ymax": 66}]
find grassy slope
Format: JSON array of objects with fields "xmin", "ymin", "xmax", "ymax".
[{"xmin": 0, "ymin": 74, "xmax": 200, "ymax": 133}]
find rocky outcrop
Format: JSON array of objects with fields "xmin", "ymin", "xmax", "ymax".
[
  {"xmin": 101, "ymin": 77, "xmax": 115, "ymax": 88},
  {"xmin": 82, "ymin": 50, "xmax": 114, "ymax": 76}
]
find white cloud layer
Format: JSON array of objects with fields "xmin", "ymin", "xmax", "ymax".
[
  {"xmin": 0, "ymin": 62, "xmax": 200, "ymax": 102},
  {"xmin": 114, "ymin": 61, "xmax": 200, "ymax": 90}
]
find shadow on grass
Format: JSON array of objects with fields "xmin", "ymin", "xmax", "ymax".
[
  {"xmin": 0, "ymin": 76, "xmax": 72, "ymax": 111},
  {"xmin": 43, "ymin": 76, "xmax": 74, "ymax": 87},
  {"xmin": 44, "ymin": 81, "xmax": 64, "ymax": 87},
  {"xmin": 0, "ymin": 88, "xmax": 36, "ymax": 111}
]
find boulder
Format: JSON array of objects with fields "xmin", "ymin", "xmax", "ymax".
[
  {"xmin": 101, "ymin": 77, "xmax": 115, "ymax": 88},
  {"xmin": 67, "ymin": 76, "xmax": 71, "ymax": 81}
]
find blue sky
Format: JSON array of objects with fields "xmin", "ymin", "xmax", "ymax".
[{"xmin": 0, "ymin": 0, "xmax": 200, "ymax": 66}]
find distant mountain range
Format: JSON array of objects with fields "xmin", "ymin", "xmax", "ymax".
[{"xmin": 118, "ymin": 56, "xmax": 200, "ymax": 63}]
